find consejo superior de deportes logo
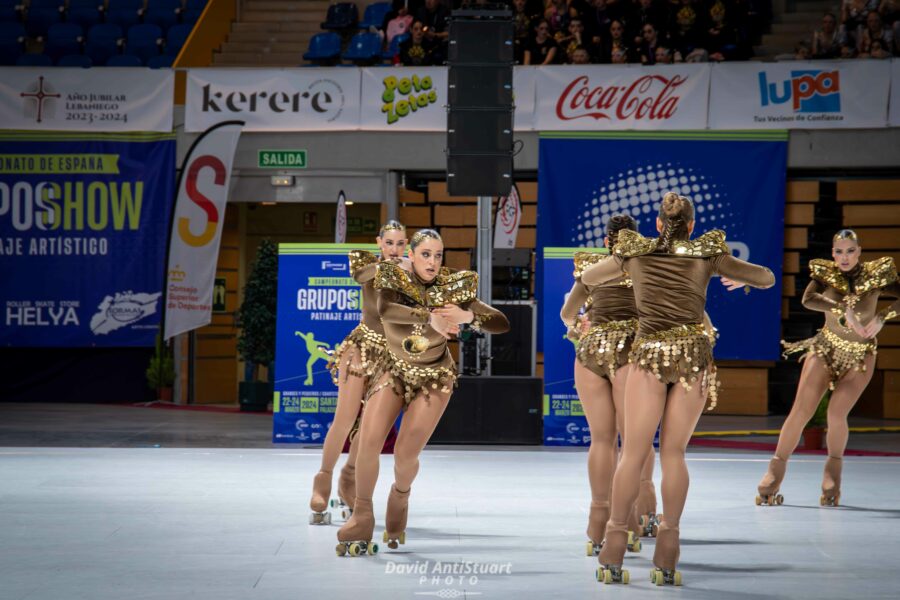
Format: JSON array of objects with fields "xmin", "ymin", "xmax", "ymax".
[{"xmin": 758, "ymin": 69, "xmax": 841, "ymax": 113}]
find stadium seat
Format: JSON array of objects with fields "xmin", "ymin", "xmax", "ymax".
[
  {"xmin": 147, "ymin": 54, "xmax": 174, "ymax": 68},
  {"xmin": 0, "ymin": 21, "xmax": 26, "ymax": 65},
  {"xmin": 57, "ymin": 53, "xmax": 92, "ymax": 67},
  {"xmin": 341, "ymin": 32, "xmax": 382, "ymax": 64},
  {"xmin": 183, "ymin": 0, "xmax": 208, "ymax": 25},
  {"xmin": 381, "ymin": 31, "xmax": 409, "ymax": 61},
  {"xmin": 302, "ymin": 32, "xmax": 341, "ymax": 63},
  {"xmin": 359, "ymin": 2, "xmax": 391, "ymax": 30},
  {"xmin": 67, "ymin": 0, "xmax": 104, "ymax": 30},
  {"xmin": 105, "ymin": 0, "xmax": 143, "ymax": 31},
  {"xmin": 16, "ymin": 53, "xmax": 53, "ymax": 66},
  {"xmin": 321, "ymin": 3, "xmax": 358, "ymax": 31},
  {"xmin": 106, "ymin": 53, "xmax": 142, "ymax": 66},
  {"xmin": 166, "ymin": 23, "xmax": 192, "ymax": 56},
  {"xmin": 86, "ymin": 23, "xmax": 122, "ymax": 65},
  {"xmin": 0, "ymin": 0, "xmax": 21, "ymax": 22},
  {"xmin": 25, "ymin": 0, "xmax": 65, "ymax": 38},
  {"xmin": 125, "ymin": 23, "xmax": 162, "ymax": 63},
  {"xmin": 44, "ymin": 22, "xmax": 83, "ymax": 62},
  {"xmin": 144, "ymin": 0, "xmax": 182, "ymax": 30}
]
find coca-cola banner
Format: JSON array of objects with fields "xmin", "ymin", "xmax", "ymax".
[
  {"xmin": 185, "ymin": 69, "xmax": 361, "ymax": 132},
  {"xmin": 709, "ymin": 60, "xmax": 891, "ymax": 129},
  {"xmin": 533, "ymin": 64, "xmax": 710, "ymax": 130}
]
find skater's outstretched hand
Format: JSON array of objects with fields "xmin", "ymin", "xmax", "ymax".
[
  {"xmin": 395, "ymin": 257, "xmax": 413, "ymax": 272},
  {"xmin": 432, "ymin": 303, "xmax": 474, "ymax": 325},
  {"xmin": 719, "ymin": 276, "xmax": 745, "ymax": 292}
]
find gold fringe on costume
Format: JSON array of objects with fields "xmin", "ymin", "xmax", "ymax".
[
  {"xmin": 782, "ymin": 327, "xmax": 877, "ymax": 390},
  {"xmin": 629, "ymin": 323, "xmax": 720, "ymax": 410},
  {"xmin": 576, "ymin": 318, "xmax": 639, "ymax": 380},
  {"xmin": 329, "ymin": 323, "xmax": 390, "ymax": 385},
  {"xmin": 370, "ymin": 348, "xmax": 458, "ymax": 408}
]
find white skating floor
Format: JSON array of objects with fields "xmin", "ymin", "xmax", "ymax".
[{"xmin": 1, "ymin": 447, "xmax": 899, "ymax": 600}]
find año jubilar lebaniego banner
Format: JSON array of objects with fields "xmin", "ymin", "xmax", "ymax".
[
  {"xmin": 0, "ymin": 132, "xmax": 176, "ymax": 347},
  {"xmin": 273, "ymin": 243, "xmax": 379, "ymax": 443}
]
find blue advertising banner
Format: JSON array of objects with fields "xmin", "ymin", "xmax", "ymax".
[
  {"xmin": 273, "ymin": 243, "xmax": 379, "ymax": 444},
  {"xmin": 537, "ymin": 131, "xmax": 787, "ymax": 361},
  {"xmin": 0, "ymin": 132, "xmax": 176, "ymax": 347}
]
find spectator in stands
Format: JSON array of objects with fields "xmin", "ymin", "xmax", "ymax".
[
  {"xmin": 583, "ymin": 0, "xmax": 614, "ymax": 50},
  {"xmin": 705, "ymin": 0, "xmax": 738, "ymax": 61},
  {"xmin": 841, "ymin": 0, "xmax": 880, "ymax": 45},
  {"xmin": 558, "ymin": 16, "xmax": 601, "ymax": 61},
  {"xmin": 605, "ymin": 18, "xmax": 632, "ymax": 62},
  {"xmin": 524, "ymin": 18, "xmax": 560, "ymax": 64},
  {"xmin": 417, "ymin": 0, "xmax": 449, "ymax": 62},
  {"xmin": 384, "ymin": 0, "xmax": 414, "ymax": 44},
  {"xmin": 514, "ymin": 0, "xmax": 538, "ymax": 63},
  {"xmin": 794, "ymin": 40, "xmax": 811, "ymax": 59},
  {"xmin": 630, "ymin": 0, "xmax": 668, "ymax": 47},
  {"xmin": 569, "ymin": 44, "xmax": 593, "ymax": 63},
  {"xmin": 862, "ymin": 36, "xmax": 892, "ymax": 55},
  {"xmin": 545, "ymin": 0, "xmax": 573, "ymax": 39},
  {"xmin": 669, "ymin": 0, "xmax": 709, "ymax": 62},
  {"xmin": 878, "ymin": 0, "xmax": 900, "ymax": 55},
  {"xmin": 858, "ymin": 10, "xmax": 893, "ymax": 54},
  {"xmin": 399, "ymin": 20, "xmax": 437, "ymax": 65},
  {"xmin": 638, "ymin": 21, "xmax": 663, "ymax": 63},
  {"xmin": 812, "ymin": 12, "xmax": 845, "ymax": 58}
]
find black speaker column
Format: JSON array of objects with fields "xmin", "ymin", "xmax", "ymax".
[{"xmin": 446, "ymin": 7, "xmax": 514, "ymax": 197}]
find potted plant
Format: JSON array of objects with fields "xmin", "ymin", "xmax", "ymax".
[
  {"xmin": 236, "ymin": 238, "xmax": 278, "ymax": 412},
  {"xmin": 803, "ymin": 389, "xmax": 830, "ymax": 451},
  {"xmin": 146, "ymin": 332, "xmax": 175, "ymax": 402}
]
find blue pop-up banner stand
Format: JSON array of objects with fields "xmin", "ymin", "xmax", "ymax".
[
  {"xmin": 272, "ymin": 243, "xmax": 379, "ymax": 444},
  {"xmin": 0, "ymin": 132, "xmax": 176, "ymax": 347}
]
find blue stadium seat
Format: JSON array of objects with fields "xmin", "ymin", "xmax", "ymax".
[
  {"xmin": 106, "ymin": 53, "xmax": 142, "ymax": 66},
  {"xmin": 182, "ymin": 0, "xmax": 208, "ymax": 25},
  {"xmin": 125, "ymin": 23, "xmax": 162, "ymax": 63},
  {"xmin": 359, "ymin": 2, "xmax": 391, "ymax": 30},
  {"xmin": 0, "ymin": 0, "xmax": 21, "ymax": 22},
  {"xmin": 57, "ymin": 53, "xmax": 92, "ymax": 67},
  {"xmin": 16, "ymin": 53, "xmax": 53, "ymax": 66},
  {"xmin": 105, "ymin": 0, "xmax": 144, "ymax": 31},
  {"xmin": 321, "ymin": 3, "xmax": 358, "ymax": 31},
  {"xmin": 144, "ymin": 0, "xmax": 182, "ymax": 30},
  {"xmin": 302, "ymin": 32, "xmax": 341, "ymax": 62},
  {"xmin": 341, "ymin": 32, "xmax": 382, "ymax": 64},
  {"xmin": 25, "ymin": 0, "xmax": 65, "ymax": 38},
  {"xmin": 44, "ymin": 22, "xmax": 83, "ymax": 62},
  {"xmin": 67, "ymin": 7, "xmax": 103, "ymax": 31},
  {"xmin": 381, "ymin": 32, "xmax": 409, "ymax": 60},
  {"xmin": 147, "ymin": 54, "xmax": 173, "ymax": 68},
  {"xmin": 86, "ymin": 23, "xmax": 122, "ymax": 65},
  {"xmin": 0, "ymin": 22, "xmax": 26, "ymax": 65},
  {"xmin": 166, "ymin": 23, "xmax": 192, "ymax": 56}
]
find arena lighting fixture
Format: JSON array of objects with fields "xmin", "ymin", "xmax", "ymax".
[
  {"xmin": 260, "ymin": 202, "xmax": 276, "ymax": 206},
  {"xmin": 344, "ymin": 200, "xmax": 355, "ymax": 206},
  {"xmin": 270, "ymin": 175, "xmax": 294, "ymax": 186}
]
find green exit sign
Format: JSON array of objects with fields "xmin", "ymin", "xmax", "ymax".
[{"xmin": 258, "ymin": 149, "xmax": 307, "ymax": 169}]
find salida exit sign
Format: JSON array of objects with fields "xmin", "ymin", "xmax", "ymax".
[{"xmin": 258, "ymin": 149, "xmax": 307, "ymax": 168}]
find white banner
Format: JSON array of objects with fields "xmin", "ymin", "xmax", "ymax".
[
  {"xmin": 185, "ymin": 69, "xmax": 361, "ymax": 132},
  {"xmin": 709, "ymin": 61, "xmax": 891, "ymax": 129},
  {"xmin": 494, "ymin": 183, "xmax": 522, "ymax": 249},
  {"xmin": 164, "ymin": 121, "xmax": 243, "ymax": 340},
  {"xmin": 534, "ymin": 64, "xmax": 710, "ymax": 130},
  {"xmin": 890, "ymin": 59, "xmax": 900, "ymax": 126},
  {"xmin": 359, "ymin": 67, "xmax": 447, "ymax": 131},
  {"xmin": 513, "ymin": 67, "xmax": 536, "ymax": 131},
  {"xmin": 0, "ymin": 67, "xmax": 173, "ymax": 132},
  {"xmin": 335, "ymin": 190, "xmax": 347, "ymax": 243}
]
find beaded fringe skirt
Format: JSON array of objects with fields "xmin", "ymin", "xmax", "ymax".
[
  {"xmin": 329, "ymin": 324, "xmax": 389, "ymax": 386},
  {"xmin": 782, "ymin": 327, "xmax": 877, "ymax": 390},
  {"xmin": 576, "ymin": 318, "xmax": 639, "ymax": 380},
  {"xmin": 367, "ymin": 347, "xmax": 458, "ymax": 408}
]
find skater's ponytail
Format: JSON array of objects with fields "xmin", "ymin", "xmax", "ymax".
[
  {"xmin": 657, "ymin": 192, "xmax": 694, "ymax": 252},
  {"xmin": 606, "ymin": 214, "xmax": 638, "ymax": 249}
]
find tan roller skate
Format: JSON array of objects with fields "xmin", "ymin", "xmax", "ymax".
[
  {"xmin": 636, "ymin": 479, "xmax": 659, "ymax": 537},
  {"xmin": 330, "ymin": 463, "xmax": 356, "ymax": 520},
  {"xmin": 585, "ymin": 500, "xmax": 609, "ymax": 556},
  {"xmin": 335, "ymin": 498, "xmax": 378, "ymax": 556},
  {"xmin": 650, "ymin": 521, "xmax": 682, "ymax": 586},
  {"xmin": 309, "ymin": 470, "xmax": 332, "ymax": 525},
  {"xmin": 755, "ymin": 456, "xmax": 786, "ymax": 506},
  {"xmin": 820, "ymin": 456, "xmax": 842, "ymax": 507},
  {"xmin": 596, "ymin": 521, "xmax": 630, "ymax": 584},
  {"xmin": 382, "ymin": 485, "xmax": 410, "ymax": 549}
]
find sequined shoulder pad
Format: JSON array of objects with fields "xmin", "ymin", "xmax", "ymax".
[
  {"xmin": 348, "ymin": 249, "xmax": 379, "ymax": 277},
  {"xmin": 669, "ymin": 229, "xmax": 729, "ymax": 257},
  {"xmin": 428, "ymin": 269, "xmax": 479, "ymax": 306},
  {"xmin": 809, "ymin": 259, "xmax": 848, "ymax": 294},
  {"xmin": 573, "ymin": 251, "xmax": 610, "ymax": 278},
  {"xmin": 613, "ymin": 229, "xmax": 657, "ymax": 257},
  {"xmin": 857, "ymin": 257, "xmax": 899, "ymax": 294},
  {"xmin": 373, "ymin": 261, "xmax": 425, "ymax": 305}
]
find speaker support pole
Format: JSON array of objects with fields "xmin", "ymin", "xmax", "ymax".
[{"xmin": 477, "ymin": 195, "xmax": 493, "ymax": 376}]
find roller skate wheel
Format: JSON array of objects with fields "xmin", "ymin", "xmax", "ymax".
[
  {"xmin": 324, "ymin": 512, "xmax": 332, "ymax": 524},
  {"xmin": 639, "ymin": 515, "xmax": 649, "ymax": 528},
  {"xmin": 399, "ymin": 531, "xmax": 406, "ymax": 545},
  {"xmin": 586, "ymin": 542, "xmax": 594, "ymax": 557},
  {"xmin": 775, "ymin": 494, "xmax": 784, "ymax": 505},
  {"xmin": 674, "ymin": 571, "xmax": 683, "ymax": 586},
  {"xmin": 367, "ymin": 543, "xmax": 378, "ymax": 555},
  {"xmin": 622, "ymin": 570, "xmax": 630, "ymax": 585},
  {"xmin": 651, "ymin": 524, "xmax": 659, "ymax": 537},
  {"xmin": 383, "ymin": 531, "xmax": 389, "ymax": 543},
  {"xmin": 348, "ymin": 543, "xmax": 361, "ymax": 556},
  {"xmin": 341, "ymin": 508, "xmax": 352, "ymax": 520},
  {"xmin": 595, "ymin": 568, "xmax": 603, "ymax": 582},
  {"xmin": 755, "ymin": 495, "xmax": 762, "ymax": 506},
  {"xmin": 653, "ymin": 570, "xmax": 663, "ymax": 586},
  {"xmin": 833, "ymin": 495, "xmax": 840, "ymax": 507},
  {"xmin": 329, "ymin": 499, "xmax": 339, "ymax": 508},
  {"xmin": 603, "ymin": 569, "xmax": 613, "ymax": 584},
  {"xmin": 387, "ymin": 540, "xmax": 398, "ymax": 549},
  {"xmin": 335, "ymin": 543, "xmax": 347, "ymax": 557}
]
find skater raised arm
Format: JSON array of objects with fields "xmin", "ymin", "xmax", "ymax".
[
  {"xmin": 581, "ymin": 254, "xmax": 626, "ymax": 286},
  {"xmin": 801, "ymin": 278, "xmax": 843, "ymax": 314},
  {"xmin": 560, "ymin": 281, "xmax": 590, "ymax": 327},
  {"xmin": 710, "ymin": 254, "xmax": 776, "ymax": 290}
]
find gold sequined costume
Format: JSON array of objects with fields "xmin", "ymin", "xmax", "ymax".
[
  {"xmin": 373, "ymin": 262, "xmax": 510, "ymax": 406},
  {"xmin": 782, "ymin": 257, "xmax": 899, "ymax": 388},
  {"xmin": 560, "ymin": 252, "xmax": 639, "ymax": 380},
  {"xmin": 581, "ymin": 229, "xmax": 776, "ymax": 410}
]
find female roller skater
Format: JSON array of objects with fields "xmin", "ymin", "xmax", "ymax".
[
  {"xmin": 757, "ymin": 229, "xmax": 899, "ymax": 507},
  {"xmin": 308, "ymin": 221, "xmax": 408, "ymax": 525},
  {"xmin": 582, "ymin": 193, "xmax": 775, "ymax": 585},
  {"xmin": 559, "ymin": 214, "xmax": 656, "ymax": 556},
  {"xmin": 335, "ymin": 229, "xmax": 510, "ymax": 556}
]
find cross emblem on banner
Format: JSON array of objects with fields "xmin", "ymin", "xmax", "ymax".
[{"xmin": 20, "ymin": 76, "xmax": 61, "ymax": 123}]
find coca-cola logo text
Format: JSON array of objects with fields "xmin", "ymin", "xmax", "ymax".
[{"xmin": 556, "ymin": 74, "xmax": 689, "ymax": 121}]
